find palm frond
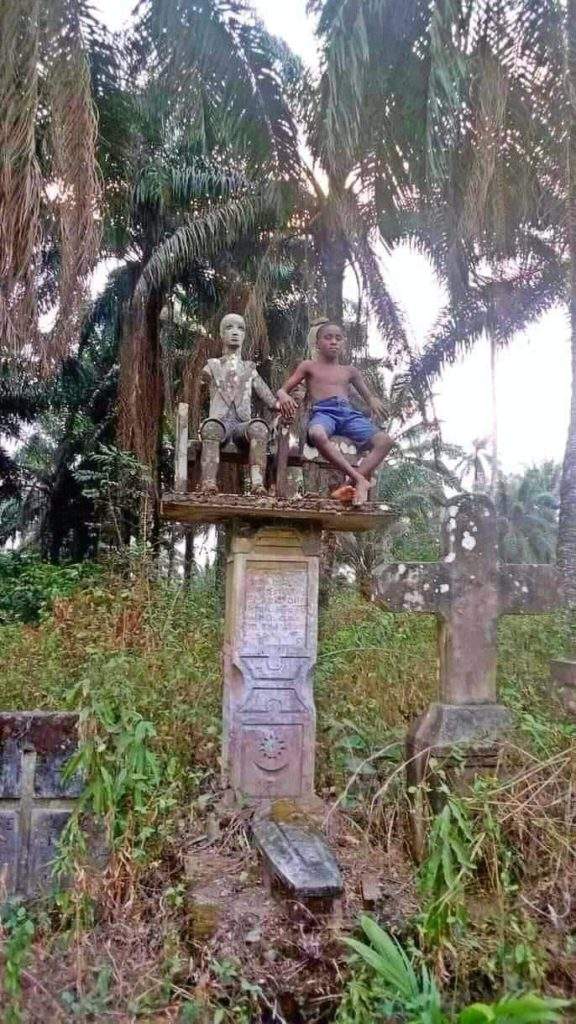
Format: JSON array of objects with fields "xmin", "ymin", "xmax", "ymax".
[
  {"xmin": 133, "ymin": 190, "xmax": 277, "ymax": 299},
  {"xmin": 413, "ymin": 255, "xmax": 566, "ymax": 387},
  {"xmin": 140, "ymin": 0, "xmax": 300, "ymax": 176},
  {"xmin": 0, "ymin": 0, "xmax": 40, "ymax": 355},
  {"xmin": 0, "ymin": 0, "xmax": 102, "ymax": 363}
]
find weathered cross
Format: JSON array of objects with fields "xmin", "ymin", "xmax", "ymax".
[{"xmin": 371, "ymin": 496, "xmax": 563, "ymax": 771}]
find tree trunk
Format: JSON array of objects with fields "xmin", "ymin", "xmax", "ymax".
[
  {"xmin": 317, "ymin": 173, "xmax": 348, "ymax": 324},
  {"xmin": 322, "ymin": 238, "xmax": 346, "ymax": 323},
  {"xmin": 118, "ymin": 288, "xmax": 164, "ymax": 547},
  {"xmin": 183, "ymin": 526, "xmax": 196, "ymax": 585},
  {"xmin": 489, "ymin": 331, "xmax": 499, "ymax": 501},
  {"xmin": 558, "ymin": 0, "xmax": 576, "ymax": 649},
  {"xmin": 214, "ymin": 523, "xmax": 231, "ymax": 611},
  {"xmin": 166, "ymin": 526, "xmax": 176, "ymax": 579}
]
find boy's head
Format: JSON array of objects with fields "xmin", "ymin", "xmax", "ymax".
[
  {"xmin": 307, "ymin": 319, "xmax": 342, "ymax": 360},
  {"xmin": 315, "ymin": 321, "xmax": 344, "ymax": 359}
]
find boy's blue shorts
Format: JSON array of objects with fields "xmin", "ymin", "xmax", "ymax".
[{"xmin": 307, "ymin": 396, "xmax": 377, "ymax": 448}]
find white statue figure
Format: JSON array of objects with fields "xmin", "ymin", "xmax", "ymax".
[{"xmin": 199, "ymin": 313, "xmax": 279, "ymax": 494}]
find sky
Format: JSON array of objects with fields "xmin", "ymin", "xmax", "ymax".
[{"xmin": 93, "ymin": 0, "xmax": 571, "ymax": 474}]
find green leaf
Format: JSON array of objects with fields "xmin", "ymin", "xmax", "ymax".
[{"xmin": 458, "ymin": 1006, "xmax": 495, "ymax": 1024}]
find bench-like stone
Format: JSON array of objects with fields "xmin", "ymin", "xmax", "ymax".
[{"xmin": 252, "ymin": 818, "xmax": 343, "ymax": 900}]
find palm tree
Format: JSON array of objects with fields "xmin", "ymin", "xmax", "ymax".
[
  {"xmin": 313, "ymin": 0, "xmax": 576, "ymax": 593},
  {"xmin": 4, "ymin": 322, "xmax": 120, "ymax": 561},
  {"xmin": 455, "ymin": 438, "xmax": 493, "ymax": 494},
  {"xmin": 311, "ymin": 1, "xmax": 566, "ymax": 386},
  {"xmin": 90, "ymin": 1, "xmax": 306, "ymax": 480},
  {"xmin": 496, "ymin": 464, "xmax": 560, "ymax": 564}
]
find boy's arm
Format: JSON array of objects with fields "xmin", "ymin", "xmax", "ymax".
[
  {"xmin": 277, "ymin": 361, "xmax": 309, "ymax": 419},
  {"xmin": 350, "ymin": 367, "xmax": 387, "ymax": 419}
]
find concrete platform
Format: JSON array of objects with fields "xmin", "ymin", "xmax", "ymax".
[{"xmin": 161, "ymin": 491, "xmax": 395, "ymax": 532}]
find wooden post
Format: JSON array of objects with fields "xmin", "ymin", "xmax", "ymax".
[
  {"xmin": 175, "ymin": 403, "xmax": 189, "ymax": 492},
  {"xmin": 275, "ymin": 420, "xmax": 291, "ymax": 498}
]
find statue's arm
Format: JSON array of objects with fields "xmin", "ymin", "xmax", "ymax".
[
  {"xmin": 252, "ymin": 371, "xmax": 279, "ymax": 411},
  {"xmin": 199, "ymin": 363, "xmax": 212, "ymax": 418}
]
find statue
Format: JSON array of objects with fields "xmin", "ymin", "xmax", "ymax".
[{"xmin": 199, "ymin": 313, "xmax": 279, "ymax": 494}]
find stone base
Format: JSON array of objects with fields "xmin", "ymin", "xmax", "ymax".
[
  {"xmin": 222, "ymin": 526, "xmax": 320, "ymax": 804},
  {"xmin": 403, "ymin": 700, "xmax": 510, "ymax": 778},
  {"xmin": 252, "ymin": 818, "xmax": 343, "ymax": 906},
  {"xmin": 551, "ymin": 658, "xmax": 576, "ymax": 718},
  {"xmin": 406, "ymin": 702, "xmax": 514, "ymax": 861}
]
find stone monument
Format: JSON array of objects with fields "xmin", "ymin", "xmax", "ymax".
[
  {"xmin": 222, "ymin": 524, "xmax": 319, "ymax": 804},
  {"xmin": 163, "ymin": 313, "xmax": 395, "ymax": 904},
  {"xmin": 199, "ymin": 313, "xmax": 278, "ymax": 494}
]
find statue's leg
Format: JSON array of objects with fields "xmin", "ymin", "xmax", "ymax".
[
  {"xmin": 246, "ymin": 419, "xmax": 270, "ymax": 495},
  {"xmin": 198, "ymin": 418, "xmax": 225, "ymax": 493}
]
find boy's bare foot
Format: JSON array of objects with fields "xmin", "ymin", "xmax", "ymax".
[
  {"xmin": 352, "ymin": 475, "xmax": 370, "ymax": 506},
  {"xmin": 330, "ymin": 484, "xmax": 356, "ymax": 503}
]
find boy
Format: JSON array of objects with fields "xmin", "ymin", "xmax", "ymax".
[{"xmin": 276, "ymin": 321, "xmax": 393, "ymax": 505}]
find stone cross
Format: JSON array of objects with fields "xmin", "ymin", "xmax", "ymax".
[
  {"xmin": 0, "ymin": 713, "xmax": 83, "ymax": 898},
  {"xmin": 371, "ymin": 496, "xmax": 563, "ymax": 776}
]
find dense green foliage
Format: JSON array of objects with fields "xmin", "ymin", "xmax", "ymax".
[
  {"xmin": 0, "ymin": 553, "xmax": 101, "ymax": 625},
  {"xmin": 0, "ymin": 565, "xmax": 573, "ymax": 1020}
]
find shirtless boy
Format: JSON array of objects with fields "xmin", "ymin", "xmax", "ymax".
[{"xmin": 276, "ymin": 322, "xmax": 394, "ymax": 505}]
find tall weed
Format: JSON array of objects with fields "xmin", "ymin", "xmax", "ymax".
[{"xmin": 338, "ymin": 916, "xmax": 570, "ymax": 1024}]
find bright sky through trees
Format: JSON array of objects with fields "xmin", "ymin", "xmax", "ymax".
[{"xmin": 93, "ymin": 0, "xmax": 570, "ymax": 472}]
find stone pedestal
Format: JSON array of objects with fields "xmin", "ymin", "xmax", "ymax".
[
  {"xmin": 0, "ymin": 713, "xmax": 82, "ymax": 898},
  {"xmin": 223, "ymin": 524, "xmax": 320, "ymax": 805},
  {"xmin": 551, "ymin": 658, "xmax": 576, "ymax": 718},
  {"xmin": 406, "ymin": 702, "xmax": 514, "ymax": 780}
]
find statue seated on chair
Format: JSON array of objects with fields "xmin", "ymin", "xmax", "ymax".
[
  {"xmin": 172, "ymin": 313, "xmax": 369, "ymax": 500},
  {"xmin": 199, "ymin": 313, "xmax": 279, "ymax": 495}
]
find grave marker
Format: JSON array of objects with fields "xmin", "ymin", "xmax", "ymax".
[
  {"xmin": 371, "ymin": 496, "xmax": 563, "ymax": 781},
  {"xmin": 223, "ymin": 525, "xmax": 320, "ymax": 804},
  {"xmin": 0, "ymin": 713, "xmax": 82, "ymax": 898}
]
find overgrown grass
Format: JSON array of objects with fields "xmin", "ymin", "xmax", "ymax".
[
  {"xmin": 0, "ymin": 562, "xmax": 574, "ymax": 1021},
  {"xmin": 0, "ymin": 568, "xmax": 222, "ymax": 774}
]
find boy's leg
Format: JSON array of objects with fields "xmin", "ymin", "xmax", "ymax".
[
  {"xmin": 357, "ymin": 431, "xmax": 394, "ymax": 482},
  {"xmin": 308, "ymin": 425, "xmax": 369, "ymax": 502}
]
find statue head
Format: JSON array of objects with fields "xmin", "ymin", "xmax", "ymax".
[{"xmin": 220, "ymin": 313, "xmax": 246, "ymax": 354}]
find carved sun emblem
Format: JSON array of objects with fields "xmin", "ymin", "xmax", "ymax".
[{"xmin": 259, "ymin": 730, "xmax": 286, "ymax": 759}]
